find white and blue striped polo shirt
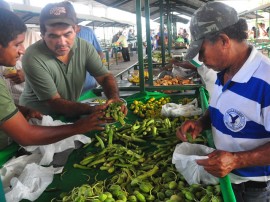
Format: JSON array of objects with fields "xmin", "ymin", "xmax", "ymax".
[{"xmin": 209, "ymin": 47, "xmax": 270, "ymax": 180}]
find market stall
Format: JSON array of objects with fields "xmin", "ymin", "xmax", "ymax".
[
  {"xmin": 1, "ymin": 87, "xmax": 231, "ymax": 202},
  {"xmin": 0, "ymin": 86, "xmax": 238, "ymax": 201},
  {"xmin": 0, "ymin": 1, "xmax": 241, "ymax": 201}
]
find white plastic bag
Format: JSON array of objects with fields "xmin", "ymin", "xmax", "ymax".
[
  {"xmin": 0, "ymin": 153, "xmax": 42, "ymax": 190},
  {"xmin": 4, "ymin": 163, "xmax": 61, "ymax": 202},
  {"xmin": 161, "ymin": 99, "xmax": 202, "ymax": 117},
  {"xmin": 26, "ymin": 115, "xmax": 91, "ymax": 165},
  {"xmin": 172, "ymin": 142, "xmax": 219, "ymax": 185}
]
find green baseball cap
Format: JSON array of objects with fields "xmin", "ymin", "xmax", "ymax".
[{"xmin": 185, "ymin": 2, "xmax": 239, "ymax": 61}]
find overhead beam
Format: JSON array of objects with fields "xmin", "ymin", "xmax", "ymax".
[
  {"xmin": 21, "ymin": 13, "xmax": 39, "ymax": 22},
  {"xmin": 168, "ymin": 0, "xmax": 199, "ymax": 10},
  {"xmin": 108, "ymin": 0, "xmax": 132, "ymax": 8}
]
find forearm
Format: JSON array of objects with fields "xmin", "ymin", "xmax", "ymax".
[
  {"xmin": 98, "ymin": 74, "xmax": 119, "ymax": 99},
  {"xmin": 47, "ymin": 98, "xmax": 93, "ymax": 118},
  {"xmin": 233, "ymin": 142, "xmax": 270, "ymax": 169},
  {"xmin": 1, "ymin": 112, "xmax": 80, "ymax": 146},
  {"xmin": 22, "ymin": 124, "xmax": 83, "ymax": 146}
]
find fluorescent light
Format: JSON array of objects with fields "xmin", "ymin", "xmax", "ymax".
[
  {"xmin": 79, "ymin": 21, "xmax": 92, "ymax": 26},
  {"xmin": 172, "ymin": 12, "xmax": 181, "ymax": 16},
  {"xmin": 179, "ymin": 15, "xmax": 191, "ymax": 20}
]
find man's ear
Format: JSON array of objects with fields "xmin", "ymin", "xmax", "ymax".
[
  {"xmin": 219, "ymin": 33, "xmax": 230, "ymax": 47},
  {"xmin": 74, "ymin": 25, "xmax": 79, "ymax": 33}
]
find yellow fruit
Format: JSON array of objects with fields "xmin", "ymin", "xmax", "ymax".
[{"xmin": 3, "ymin": 67, "xmax": 17, "ymax": 75}]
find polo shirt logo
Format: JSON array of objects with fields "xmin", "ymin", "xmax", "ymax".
[{"xmin": 224, "ymin": 108, "xmax": 246, "ymax": 132}]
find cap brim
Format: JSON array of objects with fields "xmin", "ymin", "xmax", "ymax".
[
  {"xmin": 184, "ymin": 39, "xmax": 203, "ymax": 61},
  {"xmin": 45, "ymin": 18, "xmax": 75, "ymax": 26}
]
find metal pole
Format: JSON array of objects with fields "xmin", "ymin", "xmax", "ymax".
[
  {"xmin": 136, "ymin": 0, "xmax": 145, "ymax": 92},
  {"xmin": 167, "ymin": 0, "xmax": 172, "ymax": 55},
  {"xmin": 159, "ymin": 0, "xmax": 165, "ymax": 66},
  {"xmin": 145, "ymin": 0, "xmax": 153, "ymax": 86}
]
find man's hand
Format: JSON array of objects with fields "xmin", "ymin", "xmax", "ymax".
[
  {"xmin": 107, "ymin": 98, "xmax": 128, "ymax": 115},
  {"xmin": 196, "ymin": 150, "xmax": 237, "ymax": 178},
  {"xmin": 4, "ymin": 69, "xmax": 25, "ymax": 84},
  {"xmin": 74, "ymin": 111, "xmax": 107, "ymax": 132},
  {"xmin": 89, "ymin": 103, "xmax": 108, "ymax": 113},
  {"xmin": 176, "ymin": 120, "xmax": 203, "ymax": 142},
  {"xmin": 17, "ymin": 105, "xmax": 43, "ymax": 121}
]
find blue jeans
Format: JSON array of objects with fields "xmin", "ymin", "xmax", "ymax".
[{"xmin": 232, "ymin": 181, "xmax": 270, "ymax": 202}]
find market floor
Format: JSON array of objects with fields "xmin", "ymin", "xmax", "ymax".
[{"xmin": 107, "ymin": 50, "xmax": 140, "ymax": 76}]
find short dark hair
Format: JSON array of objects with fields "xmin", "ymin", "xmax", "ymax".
[
  {"xmin": 206, "ymin": 18, "xmax": 248, "ymax": 43},
  {"xmin": 0, "ymin": 8, "xmax": 27, "ymax": 47}
]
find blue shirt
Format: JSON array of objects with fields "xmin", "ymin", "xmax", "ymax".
[
  {"xmin": 77, "ymin": 26, "xmax": 102, "ymax": 93},
  {"xmin": 77, "ymin": 26, "xmax": 102, "ymax": 52},
  {"xmin": 209, "ymin": 47, "xmax": 270, "ymax": 181}
]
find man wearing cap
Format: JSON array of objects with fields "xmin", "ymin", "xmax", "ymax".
[
  {"xmin": 176, "ymin": 2, "xmax": 270, "ymax": 201},
  {"xmin": 0, "ymin": 8, "xmax": 107, "ymax": 148},
  {"xmin": 19, "ymin": 1, "xmax": 124, "ymax": 117}
]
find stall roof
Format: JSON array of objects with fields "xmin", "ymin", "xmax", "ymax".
[
  {"xmin": 11, "ymin": 3, "xmax": 131, "ymax": 27},
  {"xmin": 238, "ymin": 12, "xmax": 264, "ymax": 20},
  {"xmin": 85, "ymin": 17, "xmax": 134, "ymax": 27},
  {"xmin": 238, "ymin": 2, "xmax": 270, "ymax": 19},
  {"xmin": 91, "ymin": 0, "xmax": 213, "ymax": 24},
  {"xmin": 242, "ymin": 2, "xmax": 270, "ymax": 13}
]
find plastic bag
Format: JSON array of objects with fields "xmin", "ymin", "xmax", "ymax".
[
  {"xmin": 4, "ymin": 163, "xmax": 61, "ymax": 202},
  {"xmin": 172, "ymin": 143, "xmax": 260, "ymax": 185},
  {"xmin": 26, "ymin": 115, "xmax": 91, "ymax": 165},
  {"xmin": 172, "ymin": 142, "xmax": 219, "ymax": 185},
  {"xmin": 161, "ymin": 99, "xmax": 202, "ymax": 117}
]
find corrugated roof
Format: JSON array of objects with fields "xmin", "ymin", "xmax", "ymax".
[
  {"xmin": 11, "ymin": 0, "xmax": 220, "ymax": 26},
  {"xmin": 91, "ymin": 0, "xmax": 213, "ymax": 24},
  {"xmin": 11, "ymin": 2, "xmax": 132, "ymax": 27}
]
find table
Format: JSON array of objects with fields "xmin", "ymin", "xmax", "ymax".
[{"xmin": 1, "ymin": 89, "xmax": 233, "ymax": 202}]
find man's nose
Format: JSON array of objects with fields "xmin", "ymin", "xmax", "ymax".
[
  {"xmin": 19, "ymin": 44, "xmax": 25, "ymax": 54},
  {"xmin": 57, "ymin": 36, "xmax": 66, "ymax": 45}
]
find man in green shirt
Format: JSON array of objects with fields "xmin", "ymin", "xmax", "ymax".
[
  {"xmin": 20, "ymin": 1, "xmax": 125, "ymax": 117},
  {"xmin": 0, "ymin": 9, "xmax": 110, "ymax": 200},
  {"xmin": 0, "ymin": 8, "xmax": 107, "ymax": 148}
]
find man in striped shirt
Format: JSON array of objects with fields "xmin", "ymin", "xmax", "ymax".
[{"xmin": 176, "ymin": 2, "xmax": 270, "ymax": 201}]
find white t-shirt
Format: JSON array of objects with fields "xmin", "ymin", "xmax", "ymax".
[{"xmin": 191, "ymin": 55, "xmax": 217, "ymax": 97}]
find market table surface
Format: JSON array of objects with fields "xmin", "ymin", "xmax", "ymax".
[{"xmin": 0, "ymin": 89, "xmax": 234, "ymax": 202}]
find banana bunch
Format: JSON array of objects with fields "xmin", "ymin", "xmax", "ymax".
[
  {"xmin": 128, "ymin": 71, "xmax": 149, "ymax": 84},
  {"xmin": 128, "ymin": 75, "xmax": 140, "ymax": 84}
]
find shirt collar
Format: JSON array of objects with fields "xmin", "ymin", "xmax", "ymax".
[
  {"xmin": 216, "ymin": 46, "xmax": 262, "ymax": 89},
  {"xmin": 231, "ymin": 46, "xmax": 263, "ymax": 83}
]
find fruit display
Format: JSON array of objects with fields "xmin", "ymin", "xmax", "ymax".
[
  {"xmin": 128, "ymin": 70, "xmax": 149, "ymax": 84},
  {"xmin": 152, "ymin": 51, "xmax": 172, "ymax": 63},
  {"xmin": 104, "ymin": 101, "xmax": 126, "ymax": 125},
  {"xmin": 154, "ymin": 75, "xmax": 192, "ymax": 86},
  {"xmin": 130, "ymin": 97, "xmax": 171, "ymax": 118},
  {"xmin": 58, "ymin": 115, "xmax": 221, "ymax": 202}
]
